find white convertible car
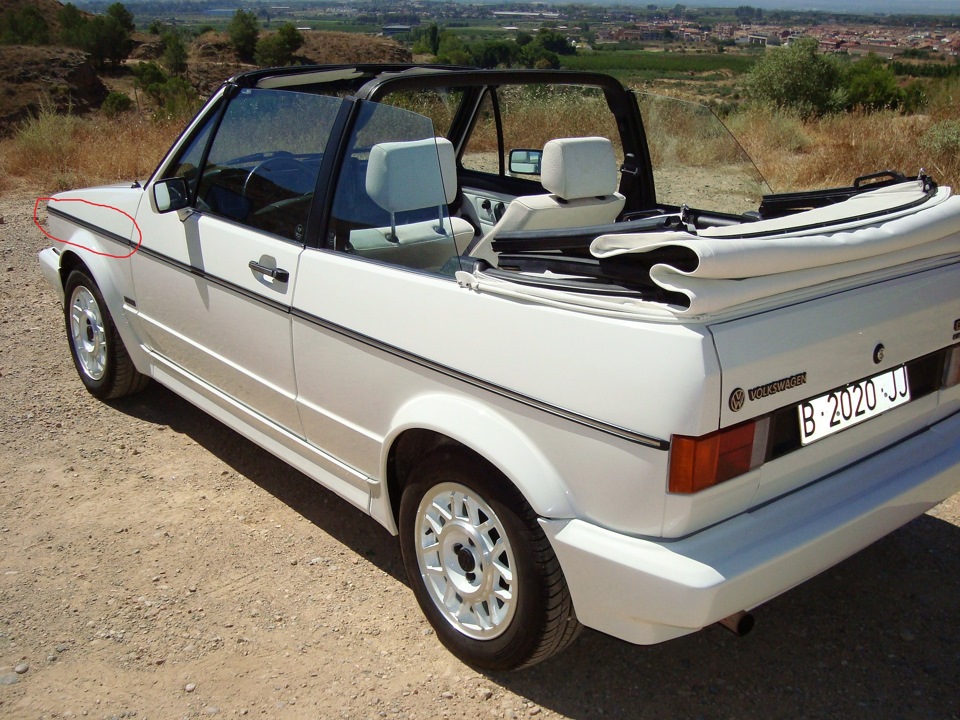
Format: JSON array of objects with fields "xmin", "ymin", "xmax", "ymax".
[{"xmin": 39, "ymin": 65, "xmax": 960, "ymax": 670}]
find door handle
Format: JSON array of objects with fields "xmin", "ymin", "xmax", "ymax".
[{"xmin": 248, "ymin": 260, "xmax": 289, "ymax": 283}]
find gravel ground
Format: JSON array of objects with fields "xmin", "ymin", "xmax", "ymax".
[{"xmin": 1, "ymin": 190, "xmax": 959, "ymax": 720}]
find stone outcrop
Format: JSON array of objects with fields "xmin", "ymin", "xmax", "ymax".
[{"xmin": 0, "ymin": 46, "xmax": 107, "ymax": 134}]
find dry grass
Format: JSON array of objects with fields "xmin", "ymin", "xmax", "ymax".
[
  {"xmin": 723, "ymin": 76, "xmax": 960, "ymax": 193},
  {"xmin": 3, "ymin": 80, "xmax": 958, "ymax": 201},
  {"xmin": 728, "ymin": 106, "xmax": 960, "ymax": 194},
  {"xmin": 0, "ymin": 105, "xmax": 182, "ymax": 197}
]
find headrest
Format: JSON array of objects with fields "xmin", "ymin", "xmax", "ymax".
[
  {"xmin": 541, "ymin": 137, "xmax": 618, "ymax": 200},
  {"xmin": 366, "ymin": 137, "xmax": 457, "ymax": 213}
]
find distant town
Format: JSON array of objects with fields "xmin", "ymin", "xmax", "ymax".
[{"xmin": 101, "ymin": 1, "xmax": 960, "ymax": 60}]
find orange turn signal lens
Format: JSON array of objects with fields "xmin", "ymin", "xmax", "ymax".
[
  {"xmin": 944, "ymin": 344, "xmax": 960, "ymax": 388},
  {"xmin": 669, "ymin": 418, "xmax": 770, "ymax": 494}
]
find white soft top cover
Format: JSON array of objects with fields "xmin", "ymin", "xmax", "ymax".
[{"xmin": 460, "ymin": 181, "xmax": 960, "ymax": 319}]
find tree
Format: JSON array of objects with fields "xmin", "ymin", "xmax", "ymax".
[
  {"xmin": 436, "ymin": 31, "xmax": 471, "ymax": 66},
  {"xmin": 106, "ymin": 3, "xmax": 134, "ymax": 34},
  {"xmin": 254, "ymin": 23, "xmax": 303, "ymax": 67},
  {"xmin": 59, "ymin": 3, "xmax": 85, "ymax": 46},
  {"xmin": 470, "ymin": 39, "xmax": 516, "ymax": 69},
  {"xmin": 412, "ymin": 23, "xmax": 440, "ymax": 55},
  {"xmin": 535, "ymin": 29, "xmax": 574, "ymax": 56},
  {"xmin": 0, "ymin": 4, "xmax": 50, "ymax": 45},
  {"xmin": 228, "ymin": 9, "xmax": 259, "ymax": 61},
  {"xmin": 84, "ymin": 15, "xmax": 134, "ymax": 69},
  {"xmin": 426, "ymin": 23, "xmax": 439, "ymax": 55},
  {"xmin": 744, "ymin": 36, "xmax": 844, "ymax": 117},
  {"xmin": 519, "ymin": 44, "xmax": 559, "ymax": 69},
  {"xmin": 162, "ymin": 32, "xmax": 188, "ymax": 76}
]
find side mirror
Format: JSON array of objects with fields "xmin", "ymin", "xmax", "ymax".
[
  {"xmin": 508, "ymin": 149, "xmax": 542, "ymax": 176},
  {"xmin": 152, "ymin": 177, "xmax": 189, "ymax": 213}
]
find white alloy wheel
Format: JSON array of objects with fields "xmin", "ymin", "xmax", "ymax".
[
  {"xmin": 399, "ymin": 449, "xmax": 580, "ymax": 670},
  {"xmin": 63, "ymin": 269, "xmax": 149, "ymax": 400},
  {"xmin": 413, "ymin": 481, "xmax": 518, "ymax": 640},
  {"xmin": 68, "ymin": 284, "xmax": 108, "ymax": 381}
]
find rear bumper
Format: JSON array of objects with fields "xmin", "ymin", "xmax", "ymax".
[{"xmin": 541, "ymin": 410, "xmax": 960, "ymax": 645}]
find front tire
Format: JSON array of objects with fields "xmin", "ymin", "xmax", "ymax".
[
  {"xmin": 399, "ymin": 449, "xmax": 580, "ymax": 670},
  {"xmin": 64, "ymin": 270, "xmax": 148, "ymax": 400}
]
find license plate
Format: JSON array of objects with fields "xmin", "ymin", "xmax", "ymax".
[{"xmin": 798, "ymin": 365, "xmax": 911, "ymax": 446}]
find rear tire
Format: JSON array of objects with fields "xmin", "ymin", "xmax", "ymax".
[
  {"xmin": 64, "ymin": 270, "xmax": 149, "ymax": 400},
  {"xmin": 399, "ymin": 448, "xmax": 580, "ymax": 670}
]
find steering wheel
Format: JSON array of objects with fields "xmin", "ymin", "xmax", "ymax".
[{"xmin": 241, "ymin": 155, "xmax": 313, "ymax": 199}]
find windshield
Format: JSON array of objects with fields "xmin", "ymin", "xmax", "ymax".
[{"xmin": 638, "ymin": 93, "xmax": 771, "ymax": 215}]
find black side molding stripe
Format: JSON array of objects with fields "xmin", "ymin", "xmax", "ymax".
[
  {"xmin": 47, "ymin": 206, "xmax": 134, "ymax": 247},
  {"xmin": 49, "ymin": 207, "xmax": 291, "ymax": 314},
  {"xmin": 291, "ymin": 307, "xmax": 670, "ymax": 450},
  {"xmin": 48, "ymin": 204, "xmax": 668, "ymax": 450}
]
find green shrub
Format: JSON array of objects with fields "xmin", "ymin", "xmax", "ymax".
[
  {"xmin": 744, "ymin": 37, "xmax": 844, "ymax": 118},
  {"xmin": 254, "ymin": 23, "xmax": 303, "ymax": 67},
  {"xmin": 842, "ymin": 55, "xmax": 904, "ymax": 111},
  {"xmin": 149, "ymin": 77, "xmax": 199, "ymax": 121},
  {"xmin": 920, "ymin": 120, "xmax": 960, "ymax": 156},
  {"xmin": 102, "ymin": 92, "xmax": 133, "ymax": 118}
]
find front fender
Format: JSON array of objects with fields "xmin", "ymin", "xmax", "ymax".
[
  {"xmin": 42, "ymin": 188, "xmax": 150, "ymax": 374},
  {"xmin": 374, "ymin": 392, "xmax": 578, "ymax": 532}
]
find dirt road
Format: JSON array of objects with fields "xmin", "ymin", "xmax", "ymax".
[{"xmin": 1, "ymin": 191, "xmax": 958, "ymax": 719}]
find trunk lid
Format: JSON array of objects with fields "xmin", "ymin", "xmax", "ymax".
[
  {"xmin": 707, "ymin": 258, "xmax": 960, "ymax": 509},
  {"xmin": 709, "ymin": 259, "xmax": 959, "ymax": 430}
]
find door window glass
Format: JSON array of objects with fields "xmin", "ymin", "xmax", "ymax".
[
  {"xmin": 195, "ymin": 89, "xmax": 343, "ymax": 243},
  {"xmin": 160, "ymin": 100, "xmax": 219, "ymax": 197},
  {"xmin": 638, "ymin": 93, "xmax": 770, "ymax": 214}
]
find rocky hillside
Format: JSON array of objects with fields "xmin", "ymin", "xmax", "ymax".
[
  {"xmin": 0, "ymin": 45, "xmax": 107, "ymax": 132},
  {"xmin": 1, "ymin": 6, "xmax": 413, "ymax": 134},
  {"xmin": 177, "ymin": 30, "xmax": 414, "ymax": 95},
  {"xmin": 0, "ymin": 0, "xmax": 80, "ymax": 38}
]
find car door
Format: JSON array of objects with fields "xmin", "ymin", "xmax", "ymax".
[
  {"xmin": 291, "ymin": 100, "xmax": 465, "ymax": 482},
  {"xmin": 133, "ymin": 88, "xmax": 344, "ymax": 433}
]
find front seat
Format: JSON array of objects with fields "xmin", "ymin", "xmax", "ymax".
[
  {"xmin": 347, "ymin": 137, "xmax": 475, "ymax": 271},
  {"xmin": 468, "ymin": 136, "xmax": 626, "ymax": 266}
]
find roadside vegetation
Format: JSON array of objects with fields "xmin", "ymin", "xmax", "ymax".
[
  {"xmin": 0, "ymin": 100, "xmax": 182, "ymax": 194},
  {"xmin": 1, "ymin": 5, "xmax": 958, "ymax": 197}
]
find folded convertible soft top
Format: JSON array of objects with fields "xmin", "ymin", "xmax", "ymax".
[{"xmin": 460, "ymin": 182, "xmax": 960, "ymax": 319}]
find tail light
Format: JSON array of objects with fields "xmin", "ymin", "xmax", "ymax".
[
  {"xmin": 669, "ymin": 417, "xmax": 770, "ymax": 494},
  {"xmin": 944, "ymin": 344, "xmax": 960, "ymax": 388}
]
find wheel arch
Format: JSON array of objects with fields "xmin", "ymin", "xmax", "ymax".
[
  {"xmin": 375, "ymin": 393, "xmax": 577, "ymax": 534},
  {"xmin": 58, "ymin": 248, "xmax": 150, "ymax": 374}
]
